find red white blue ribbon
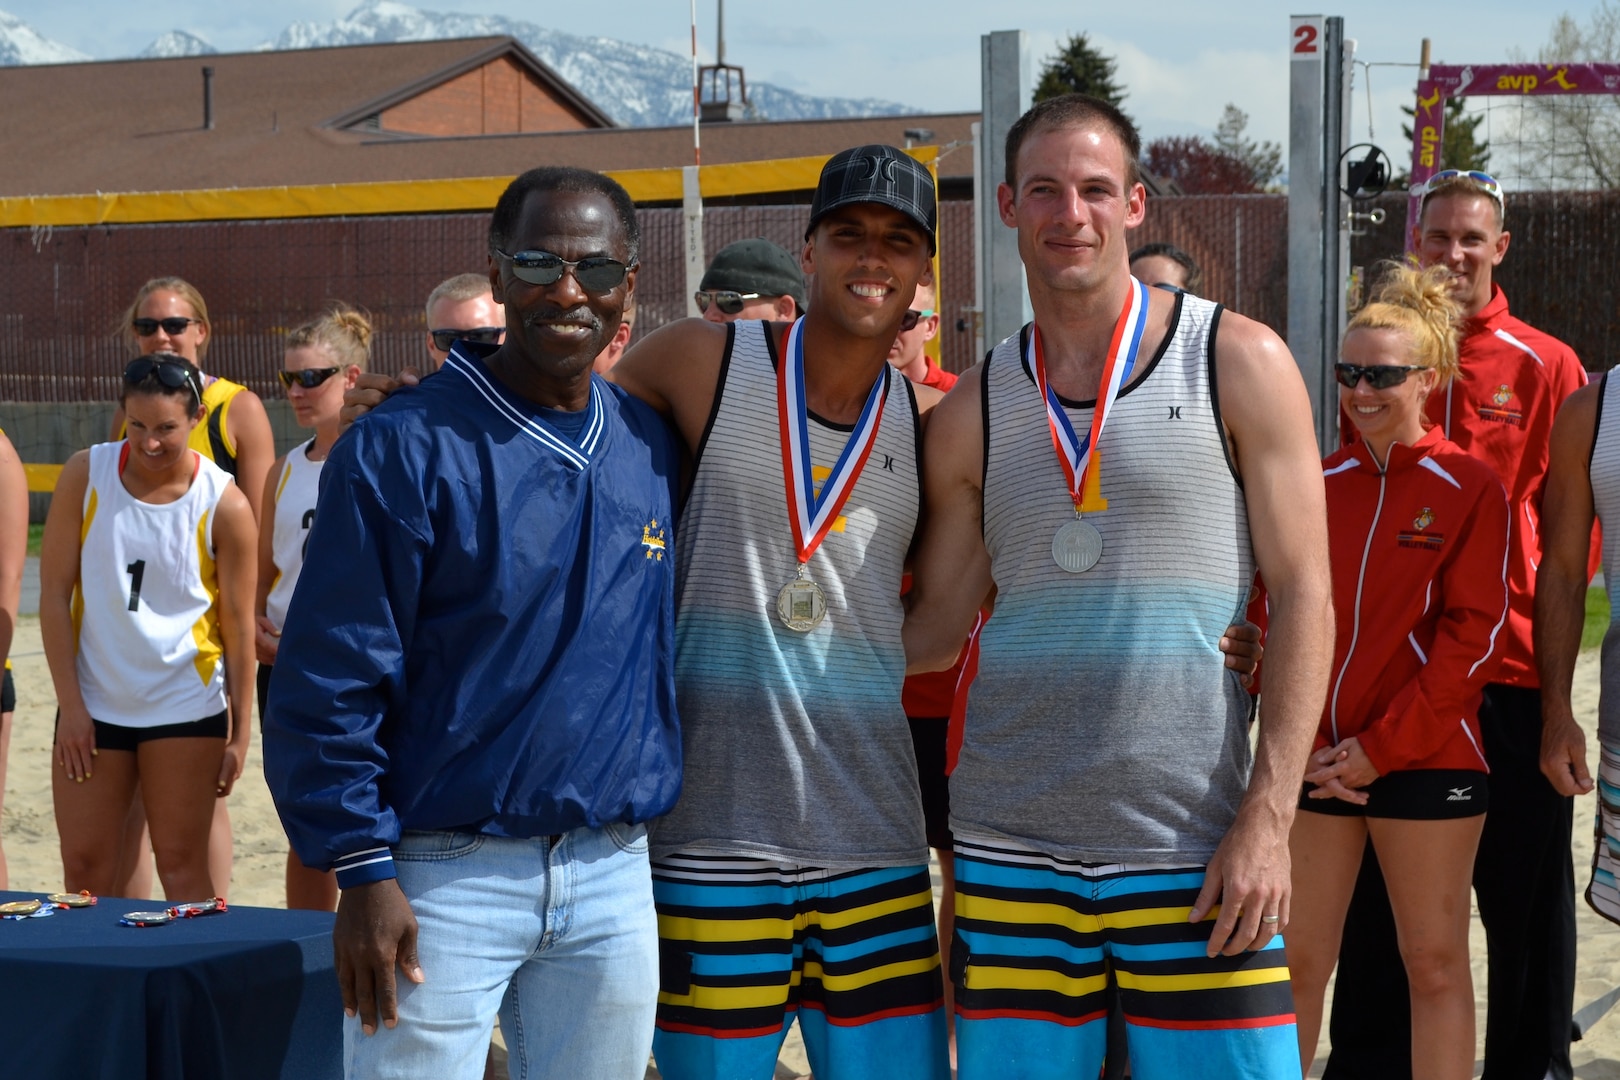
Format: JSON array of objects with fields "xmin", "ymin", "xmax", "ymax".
[
  {"xmin": 777, "ymin": 317, "xmax": 890, "ymax": 565},
  {"xmin": 1029, "ymin": 277, "xmax": 1150, "ymax": 513}
]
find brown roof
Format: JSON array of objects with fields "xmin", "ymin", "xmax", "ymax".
[{"xmin": 0, "ymin": 36, "xmax": 979, "ymax": 199}]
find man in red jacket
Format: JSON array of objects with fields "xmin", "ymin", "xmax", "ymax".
[{"xmin": 1328, "ymin": 170, "xmax": 1587, "ymax": 1080}]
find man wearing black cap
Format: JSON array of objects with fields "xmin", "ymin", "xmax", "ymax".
[
  {"xmin": 611, "ymin": 143, "xmax": 952, "ymax": 1080},
  {"xmin": 697, "ymin": 237, "xmax": 807, "ymax": 323}
]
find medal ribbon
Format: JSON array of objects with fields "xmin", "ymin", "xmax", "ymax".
[
  {"xmin": 1029, "ymin": 277, "xmax": 1150, "ymax": 514},
  {"xmin": 777, "ymin": 317, "xmax": 890, "ymax": 566}
]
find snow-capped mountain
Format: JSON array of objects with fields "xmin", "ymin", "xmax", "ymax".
[
  {"xmin": 140, "ymin": 30, "xmax": 217, "ymax": 59},
  {"xmin": 0, "ymin": 8, "xmax": 87, "ymax": 65},
  {"xmin": 269, "ymin": 0, "xmax": 914, "ymax": 126},
  {"xmin": 0, "ymin": 1, "xmax": 917, "ymax": 124}
]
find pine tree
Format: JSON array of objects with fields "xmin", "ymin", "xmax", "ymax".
[
  {"xmin": 1400, "ymin": 97, "xmax": 1491, "ymax": 178},
  {"xmin": 1213, "ymin": 104, "xmax": 1284, "ymax": 190},
  {"xmin": 1033, "ymin": 33, "xmax": 1128, "ymax": 113}
]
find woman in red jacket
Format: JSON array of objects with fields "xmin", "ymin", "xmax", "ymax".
[{"xmin": 1286, "ymin": 263, "xmax": 1509, "ymax": 1079}]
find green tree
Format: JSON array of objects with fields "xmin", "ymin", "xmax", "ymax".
[
  {"xmin": 1400, "ymin": 96, "xmax": 1491, "ymax": 179},
  {"xmin": 1033, "ymin": 33, "xmax": 1128, "ymax": 112},
  {"xmin": 1213, "ymin": 104, "xmax": 1283, "ymax": 190}
]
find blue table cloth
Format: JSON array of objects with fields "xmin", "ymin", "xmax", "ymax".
[{"xmin": 0, "ymin": 890, "xmax": 340, "ymax": 1079}]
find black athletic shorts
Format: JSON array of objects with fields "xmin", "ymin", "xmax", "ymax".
[
  {"xmin": 54, "ymin": 709, "xmax": 229, "ymax": 752},
  {"xmin": 1, "ymin": 667, "xmax": 14, "ymax": 714},
  {"xmin": 907, "ymin": 715, "xmax": 954, "ymax": 850},
  {"xmin": 1299, "ymin": 768, "xmax": 1487, "ymax": 820}
]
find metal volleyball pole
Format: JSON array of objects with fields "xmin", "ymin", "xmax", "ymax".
[{"xmin": 684, "ymin": 0, "xmax": 706, "ymax": 317}]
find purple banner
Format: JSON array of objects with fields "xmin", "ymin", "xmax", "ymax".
[{"xmin": 1405, "ymin": 63, "xmax": 1620, "ymax": 250}]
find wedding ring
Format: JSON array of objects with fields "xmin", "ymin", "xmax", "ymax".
[{"xmin": 1261, "ymin": 915, "xmax": 1281, "ymax": 924}]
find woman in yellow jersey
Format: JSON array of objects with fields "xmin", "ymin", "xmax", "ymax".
[
  {"xmin": 43, "ymin": 356, "xmax": 256, "ymax": 900},
  {"xmin": 0, "ymin": 431, "xmax": 28, "ymax": 889},
  {"xmin": 111, "ymin": 278, "xmax": 273, "ymax": 899},
  {"xmin": 255, "ymin": 306, "xmax": 368, "ymax": 911}
]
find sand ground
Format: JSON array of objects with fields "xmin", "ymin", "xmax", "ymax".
[{"xmin": 4, "ymin": 614, "xmax": 1618, "ymax": 1078}]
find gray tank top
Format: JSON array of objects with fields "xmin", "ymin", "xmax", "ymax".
[
  {"xmin": 1589, "ymin": 373, "xmax": 1620, "ymax": 742},
  {"xmin": 954, "ymin": 295, "xmax": 1256, "ymax": 863},
  {"xmin": 653, "ymin": 320, "xmax": 928, "ymax": 867}
]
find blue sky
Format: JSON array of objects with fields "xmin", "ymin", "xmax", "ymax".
[{"xmin": 10, "ymin": 0, "xmax": 1597, "ymax": 156}]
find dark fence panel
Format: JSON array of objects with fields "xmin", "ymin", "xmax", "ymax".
[{"xmin": 2, "ymin": 188, "xmax": 1610, "ymax": 420}]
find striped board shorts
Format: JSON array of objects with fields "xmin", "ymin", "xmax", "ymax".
[
  {"xmin": 1590, "ymin": 740, "xmax": 1620, "ymax": 926},
  {"xmin": 952, "ymin": 836, "xmax": 1298, "ymax": 1080},
  {"xmin": 651, "ymin": 853, "xmax": 949, "ymax": 1080}
]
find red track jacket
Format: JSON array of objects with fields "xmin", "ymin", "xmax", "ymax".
[
  {"xmin": 1320, "ymin": 428, "xmax": 1510, "ymax": 774},
  {"xmin": 1342, "ymin": 286, "xmax": 1587, "ymax": 687}
]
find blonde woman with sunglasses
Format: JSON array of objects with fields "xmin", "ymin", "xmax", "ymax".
[
  {"xmin": 255, "ymin": 306, "xmax": 369, "ymax": 911},
  {"xmin": 1284, "ymin": 263, "xmax": 1510, "ymax": 1079},
  {"xmin": 109, "ymin": 278, "xmax": 275, "ymax": 901}
]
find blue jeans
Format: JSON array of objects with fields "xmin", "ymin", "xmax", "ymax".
[{"xmin": 344, "ymin": 823, "xmax": 658, "ymax": 1080}]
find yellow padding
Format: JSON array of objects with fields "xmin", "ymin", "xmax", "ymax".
[
  {"xmin": 24, "ymin": 463, "xmax": 62, "ymax": 493},
  {"xmin": 0, "ymin": 147, "xmax": 940, "ymax": 228}
]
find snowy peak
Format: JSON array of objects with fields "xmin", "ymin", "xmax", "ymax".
[
  {"xmin": 140, "ymin": 31, "xmax": 217, "ymax": 59},
  {"xmin": 0, "ymin": 1, "xmax": 918, "ymax": 126},
  {"xmin": 270, "ymin": 0, "xmax": 915, "ymax": 127},
  {"xmin": 0, "ymin": 8, "xmax": 88, "ymax": 65}
]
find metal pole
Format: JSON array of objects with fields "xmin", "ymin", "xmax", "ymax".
[
  {"xmin": 978, "ymin": 30, "xmax": 1032, "ymax": 352},
  {"xmin": 1287, "ymin": 14, "xmax": 1326, "ymax": 447}
]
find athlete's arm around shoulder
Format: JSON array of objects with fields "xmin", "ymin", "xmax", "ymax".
[
  {"xmin": 1190, "ymin": 312, "xmax": 1334, "ymax": 955},
  {"xmin": 1536, "ymin": 380, "xmax": 1602, "ymax": 796},
  {"xmin": 903, "ymin": 362, "xmax": 992, "ymax": 673},
  {"xmin": 607, "ymin": 317, "xmax": 733, "ymax": 455}
]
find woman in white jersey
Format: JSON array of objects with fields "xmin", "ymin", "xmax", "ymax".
[
  {"xmin": 255, "ymin": 306, "xmax": 368, "ymax": 911},
  {"xmin": 42, "ymin": 354, "xmax": 256, "ymax": 900}
]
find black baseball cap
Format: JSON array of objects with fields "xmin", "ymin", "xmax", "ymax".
[
  {"xmin": 700, "ymin": 239, "xmax": 808, "ymax": 309},
  {"xmin": 806, "ymin": 145, "xmax": 937, "ymax": 254}
]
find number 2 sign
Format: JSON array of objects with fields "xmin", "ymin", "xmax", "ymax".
[{"xmin": 1291, "ymin": 15, "xmax": 1323, "ymax": 60}]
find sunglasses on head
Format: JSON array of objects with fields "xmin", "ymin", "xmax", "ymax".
[
  {"xmin": 1421, "ymin": 168, "xmax": 1504, "ymax": 208},
  {"xmin": 899, "ymin": 308, "xmax": 935, "ymax": 333},
  {"xmin": 1335, "ymin": 363, "xmax": 1424, "ymax": 390},
  {"xmin": 278, "ymin": 367, "xmax": 343, "ymax": 389},
  {"xmin": 124, "ymin": 357, "xmax": 202, "ymax": 400},
  {"xmin": 429, "ymin": 327, "xmax": 504, "ymax": 353},
  {"xmin": 131, "ymin": 316, "xmax": 202, "ymax": 337},
  {"xmin": 694, "ymin": 290, "xmax": 763, "ymax": 315},
  {"xmin": 497, "ymin": 249, "xmax": 631, "ymax": 292}
]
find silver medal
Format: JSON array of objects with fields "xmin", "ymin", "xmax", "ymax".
[
  {"xmin": 776, "ymin": 573, "xmax": 827, "ymax": 632},
  {"xmin": 1052, "ymin": 518, "xmax": 1103, "ymax": 573}
]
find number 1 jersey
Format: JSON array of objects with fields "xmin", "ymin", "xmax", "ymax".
[{"xmin": 75, "ymin": 441, "xmax": 233, "ymax": 727}]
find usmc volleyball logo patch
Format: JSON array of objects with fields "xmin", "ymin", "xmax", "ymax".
[
  {"xmin": 1397, "ymin": 506, "xmax": 1444, "ymax": 551},
  {"xmin": 1478, "ymin": 384, "xmax": 1524, "ymax": 427}
]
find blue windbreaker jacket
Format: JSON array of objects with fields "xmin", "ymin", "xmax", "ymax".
[{"xmin": 263, "ymin": 344, "xmax": 682, "ymax": 887}]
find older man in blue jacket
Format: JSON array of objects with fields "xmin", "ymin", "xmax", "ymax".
[{"xmin": 264, "ymin": 166, "xmax": 681, "ymax": 1079}]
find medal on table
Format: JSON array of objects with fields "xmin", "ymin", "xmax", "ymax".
[
  {"xmin": 1031, "ymin": 276, "xmax": 1150, "ymax": 573},
  {"xmin": 775, "ymin": 316, "xmax": 890, "ymax": 632}
]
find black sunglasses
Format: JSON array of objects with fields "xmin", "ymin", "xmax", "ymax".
[
  {"xmin": 899, "ymin": 308, "xmax": 936, "ymax": 333},
  {"xmin": 429, "ymin": 327, "xmax": 504, "ymax": 353},
  {"xmin": 278, "ymin": 367, "xmax": 343, "ymax": 389},
  {"xmin": 131, "ymin": 317, "xmax": 202, "ymax": 337},
  {"xmin": 124, "ymin": 357, "xmax": 202, "ymax": 401},
  {"xmin": 695, "ymin": 290, "xmax": 763, "ymax": 315},
  {"xmin": 497, "ymin": 249, "xmax": 631, "ymax": 292},
  {"xmin": 1335, "ymin": 363, "xmax": 1424, "ymax": 390}
]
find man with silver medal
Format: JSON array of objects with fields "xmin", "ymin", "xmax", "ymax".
[{"xmin": 904, "ymin": 93, "xmax": 1333, "ymax": 1080}]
